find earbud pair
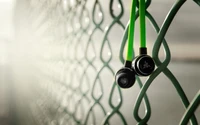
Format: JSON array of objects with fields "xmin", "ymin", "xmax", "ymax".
[
  {"xmin": 116, "ymin": 0, "xmax": 154, "ymax": 88},
  {"xmin": 115, "ymin": 49, "xmax": 155, "ymax": 88}
]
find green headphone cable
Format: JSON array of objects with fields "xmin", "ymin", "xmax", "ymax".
[
  {"xmin": 126, "ymin": 0, "xmax": 137, "ymax": 61},
  {"xmin": 126, "ymin": 0, "xmax": 146, "ymax": 62},
  {"xmin": 140, "ymin": 0, "xmax": 146, "ymax": 48}
]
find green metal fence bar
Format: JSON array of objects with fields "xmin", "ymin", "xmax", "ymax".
[
  {"xmin": 180, "ymin": 90, "xmax": 200, "ymax": 125},
  {"xmin": 83, "ymin": 0, "xmax": 107, "ymax": 125},
  {"xmin": 100, "ymin": 0, "xmax": 127, "ymax": 124}
]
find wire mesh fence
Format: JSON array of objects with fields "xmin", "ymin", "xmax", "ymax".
[{"xmin": 13, "ymin": 0, "xmax": 200, "ymax": 125}]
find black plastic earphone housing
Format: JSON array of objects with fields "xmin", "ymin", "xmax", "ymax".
[
  {"xmin": 115, "ymin": 61, "xmax": 136, "ymax": 88},
  {"xmin": 132, "ymin": 54, "xmax": 155, "ymax": 76}
]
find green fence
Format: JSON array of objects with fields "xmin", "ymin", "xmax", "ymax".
[{"xmin": 15, "ymin": 0, "xmax": 200, "ymax": 125}]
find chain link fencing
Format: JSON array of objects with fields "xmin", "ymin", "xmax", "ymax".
[{"xmin": 13, "ymin": 0, "xmax": 200, "ymax": 125}]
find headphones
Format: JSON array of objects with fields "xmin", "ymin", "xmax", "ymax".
[{"xmin": 115, "ymin": 0, "xmax": 155, "ymax": 88}]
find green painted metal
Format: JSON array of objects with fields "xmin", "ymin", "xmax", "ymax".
[
  {"xmin": 21, "ymin": 0, "xmax": 200, "ymax": 125},
  {"xmin": 180, "ymin": 90, "xmax": 200, "ymax": 125}
]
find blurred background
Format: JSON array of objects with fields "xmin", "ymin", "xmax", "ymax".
[{"xmin": 0, "ymin": 0, "xmax": 199, "ymax": 125}]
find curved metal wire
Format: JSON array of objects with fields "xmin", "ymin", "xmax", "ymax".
[{"xmin": 180, "ymin": 90, "xmax": 200, "ymax": 125}]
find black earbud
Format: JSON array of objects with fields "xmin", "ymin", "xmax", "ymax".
[
  {"xmin": 132, "ymin": 55, "xmax": 155, "ymax": 76},
  {"xmin": 115, "ymin": 61, "xmax": 136, "ymax": 88},
  {"xmin": 132, "ymin": 48, "xmax": 155, "ymax": 76},
  {"xmin": 115, "ymin": 48, "xmax": 155, "ymax": 89}
]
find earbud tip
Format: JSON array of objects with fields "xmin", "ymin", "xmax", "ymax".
[
  {"xmin": 134, "ymin": 55, "xmax": 155, "ymax": 76},
  {"xmin": 115, "ymin": 68, "xmax": 135, "ymax": 88}
]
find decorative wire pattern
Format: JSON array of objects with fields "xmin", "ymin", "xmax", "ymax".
[{"xmin": 14, "ymin": 0, "xmax": 200, "ymax": 125}]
